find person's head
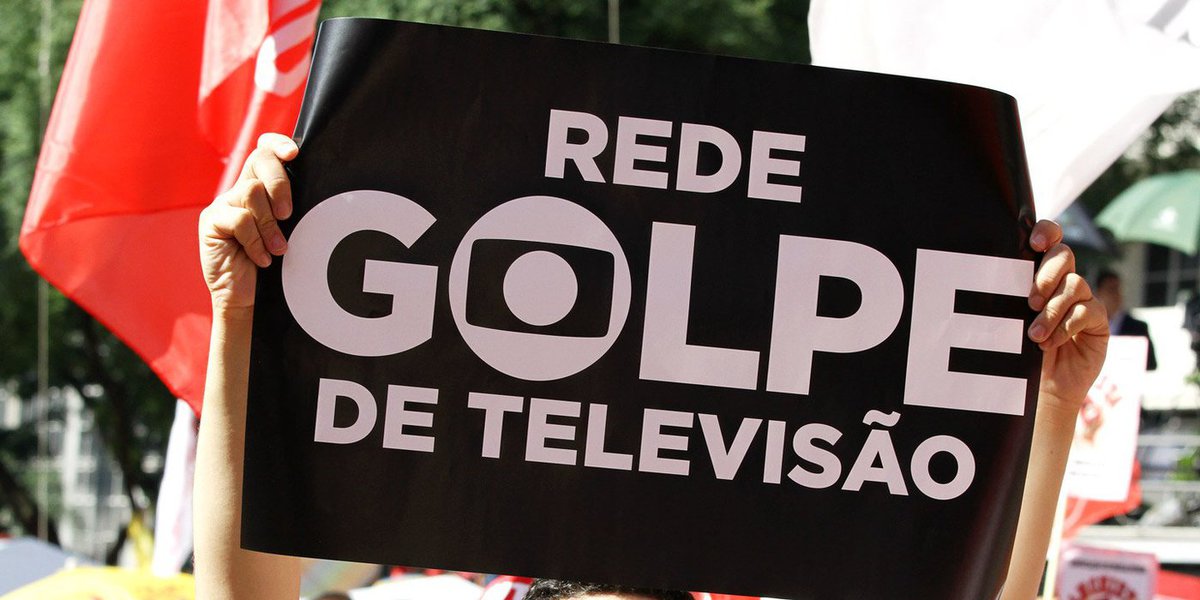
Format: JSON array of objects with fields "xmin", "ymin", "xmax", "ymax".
[
  {"xmin": 1095, "ymin": 269, "xmax": 1124, "ymax": 316},
  {"xmin": 523, "ymin": 579, "xmax": 692, "ymax": 600},
  {"xmin": 313, "ymin": 593, "xmax": 352, "ymax": 600}
]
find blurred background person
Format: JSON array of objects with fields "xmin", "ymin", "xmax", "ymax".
[{"xmin": 1096, "ymin": 269, "xmax": 1158, "ymax": 370}]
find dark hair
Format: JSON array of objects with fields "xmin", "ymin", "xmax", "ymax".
[
  {"xmin": 313, "ymin": 593, "xmax": 352, "ymax": 600},
  {"xmin": 523, "ymin": 579, "xmax": 693, "ymax": 600},
  {"xmin": 1096, "ymin": 269, "xmax": 1120, "ymax": 289}
]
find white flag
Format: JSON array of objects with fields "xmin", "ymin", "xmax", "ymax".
[
  {"xmin": 809, "ymin": 0, "xmax": 1200, "ymax": 218},
  {"xmin": 151, "ymin": 400, "xmax": 197, "ymax": 576}
]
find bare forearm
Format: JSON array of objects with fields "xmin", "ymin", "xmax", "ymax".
[
  {"xmin": 1001, "ymin": 398, "xmax": 1077, "ymax": 600},
  {"xmin": 194, "ymin": 309, "xmax": 301, "ymax": 600}
]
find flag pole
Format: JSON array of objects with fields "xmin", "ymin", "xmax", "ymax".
[
  {"xmin": 608, "ymin": 0, "xmax": 620, "ymax": 44},
  {"xmin": 35, "ymin": 0, "xmax": 55, "ymax": 544}
]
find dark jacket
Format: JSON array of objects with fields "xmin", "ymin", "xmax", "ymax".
[{"xmin": 1114, "ymin": 312, "xmax": 1157, "ymax": 371}]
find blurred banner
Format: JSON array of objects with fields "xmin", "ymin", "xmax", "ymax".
[
  {"xmin": 20, "ymin": 0, "xmax": 319, "ymax": 413},
  {"xmin": 1062, "ymin": 337, "xmax": 1149, "ymax": 538},
  {"xmin": 1065, "ymin": 336, "xmax": 1147, "ymax": 502},
  {"xmin": 1058, "ymin": 544, "xmax": 1157, "ymax": 600},
  {"xmin": 244, "ymin": 18, "xmax": 1041, "ymax": 600},
  {"xmin": 809, "ymin": 0, "xmax": 1200, "ymax": 219}
]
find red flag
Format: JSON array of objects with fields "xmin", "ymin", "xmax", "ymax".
[{"xmin": 21, "ymin": 0, "xmax": 319, "ymax": 413}]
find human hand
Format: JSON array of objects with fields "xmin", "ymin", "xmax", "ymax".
[
  {"xmin": 199, "ymin": 133, "xmax": 298, "ymax": 316},
  {"xmin": 1026, "ymin": 220, "xmax": 1109, "ymax": 414}
]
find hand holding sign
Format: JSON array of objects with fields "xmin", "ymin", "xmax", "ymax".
[
  {"xmin": 195, "ymin": 132, "xmax": 304, "ymax": 600},
  {"xmin": 1002, "ymin": 221, "xmax": 1111, "ymax": 600},
  {"xmin": 198, "ymin": 133, "xmax": 298, "ymax": 316},
  {"xmin": 1027, "ymin": 223, "xmax": 1110, "ymax": 414}
]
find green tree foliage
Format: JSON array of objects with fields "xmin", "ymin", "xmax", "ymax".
[
  {"xmin": 319, "ymin": 0, "xmax": 811, "ymax": 62},
  {"xmin": 0, "ymin": 0, "xmax": 174, "ymax": 561},
  {"xmin": 0, "ymin": 0, "xmax": 79, "ymax": 545}
]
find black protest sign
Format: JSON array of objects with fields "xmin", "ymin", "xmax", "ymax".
[{"xmin": 244, "ymin": 18, "xmax": 1041, "ymax": 599}]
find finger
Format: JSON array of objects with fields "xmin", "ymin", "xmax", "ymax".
[
  {"xmin": 236, "ymin": 132, "xmax": 299, "ymax": 187},
  {"xmin": 222, "ymin": 174, "xmax": 260, "ymax": 208},
  {"xmin": 223, "ymin": 178, "xmax": 286, "ymax": 255},
  {"xmin": 206, "ymin": 203, "xmax": 273, "ymax": 268},
  {"xmin": 258, "ymin": 132, "xmax": 299, "ymax": 161},
  {"xmin": 247, "ymin": 147, "xmax": 294, "ymax": 221},
  {"xmin": 1028, "ymin": 272, "xmax": 1091, "ymax": 343},
  {"xmin": 215, "ymin": 177, "xmax": 286, "ymax": 255},
  {"xmin": 1030, "ymin": 219, "xmax": 1063, "ymax": 253},
  {"xmin": 1029, "ymin": 242, "xmax": 1075, "ymax": 311},
  {"xmin": 238, "ymin": 178, "xmax": 288, "ymax": 255},
  {"xmin": 1037, "ymin": 297, "xmax": 1108, "ymax": 351}
]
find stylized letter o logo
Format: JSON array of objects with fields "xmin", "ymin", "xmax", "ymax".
[{"xmin": 449, "ymin": 196, "xmax": 632, "ymax": 381}]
